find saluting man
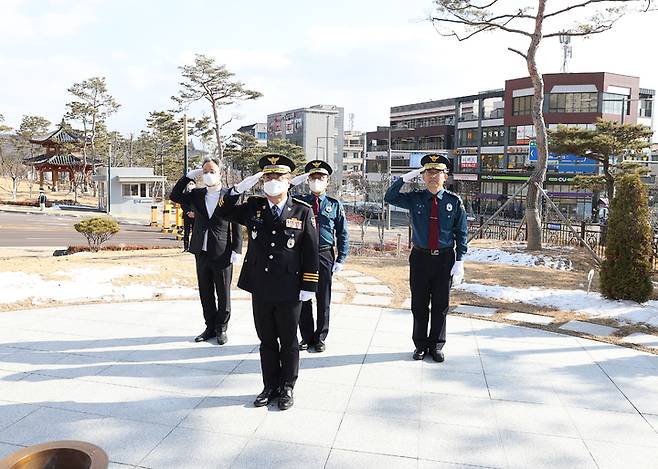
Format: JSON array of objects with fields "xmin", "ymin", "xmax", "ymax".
[
  {"xmin": 292, "ymin": 160, "xmax": 349, "ymax": 353},
  {"xmin": 216, "ymin": 154, "xmax": 319, "ymax": 410},
  {"xmin": 384, "ymin": 154, "xmax": 467, "ymax": 363},
  {"xmin": 169, "ymin": 157, "xmax": 242, "ymax": 345}
]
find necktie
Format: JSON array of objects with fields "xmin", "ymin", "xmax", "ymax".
[
  {"xmin": 428, "ymin": 195, "xmax": 440, "ymax": 251},
  {"xmin": 271, "ymin": 204, "xmax": 279, "ymax": 221},
  {"xmin": 313, "ymin": 196, "xmax": 320, "ymax": 235}
]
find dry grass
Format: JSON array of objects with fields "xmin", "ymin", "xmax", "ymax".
[{"xmin": 0, "ymin": 176, "xmax": 98, "ymax": 206}]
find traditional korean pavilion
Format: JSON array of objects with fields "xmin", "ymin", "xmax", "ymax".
[{"xmin": 23, "ymin": 119, "xmax": 98, "ymax": 191}]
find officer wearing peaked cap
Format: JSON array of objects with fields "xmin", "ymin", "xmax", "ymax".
[
  {"xmin": 291, "ymin": 160, "xmax": 349, "ymax": 353},
  {"xmin": 385, "ymin": 154, "xmax": 468, "ymax": 363},
  {"xmin": 215, "ymin": 153, "xmax": 319, "ymax": 411}
]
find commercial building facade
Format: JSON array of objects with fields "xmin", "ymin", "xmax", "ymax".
[{"xmin": 365, "ymin": 72, "xmax": 655, "ymax": 221}]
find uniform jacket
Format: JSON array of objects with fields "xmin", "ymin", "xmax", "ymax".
[
  {"xmin": 385, "ymin": 178, "xmax": 468, "ymax": 260},
  {"xmin": 299, "ymin": 193, "xmax": 349, "ymax": 264},
  {"xmin": 169, "ymin": 176, "xmax": 242, "ymax": 265},
  {"xmin": 216, "ymin": 191, "xmax": 320, "ymax": 302}
]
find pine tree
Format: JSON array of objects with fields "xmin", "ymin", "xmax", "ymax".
[{"xmin": 599, "ymin": 172, "xmax": 653, "ymax": 302}]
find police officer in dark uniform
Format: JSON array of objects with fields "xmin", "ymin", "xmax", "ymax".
[
  {"xmin": 291, "ymin": 160, "xmax": 349, "ymax": 352},
  {"xmin": 385, "ymin": 154, "xmax": 467, "ymax": 362},
  {"xmin": 216, "ymin": 154, "xmax": 319, "ymax": 410}
]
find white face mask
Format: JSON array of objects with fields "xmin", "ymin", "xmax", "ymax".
[
  {"xmin": 202, "ymin": 172, "xmax": 221, "ymax": 187},
  {"xmin": 308, "ymin": 179, "xmax": 328, "ymax": 194},
  {"xmin": 264, "ymin": 179, "xmax": 289, "ymax": 196}
]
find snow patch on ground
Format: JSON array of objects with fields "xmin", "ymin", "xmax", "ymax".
[
  {"xmin": 0, "ymin": 267, "xmax": 197, "ymax": 305},
  {"xmin": 464, "ymin": 248, "xmax": 573, "ymax": 270},
  {"xmin": 457, "ymin": 282, "xmax": 658, "ymax": 327}
]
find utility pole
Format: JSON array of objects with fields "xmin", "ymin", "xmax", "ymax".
[
  {"xmin": 183, "ymin": 113, "xmax": 189, "ymax": 175},
  {"xmin": 107, "ymin": 142, "xmax": 112, "ymax": 214}
]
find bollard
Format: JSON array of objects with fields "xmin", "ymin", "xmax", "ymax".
[
  {"xmin": 162, "ymin": 204, "xmax": 171, "ymax": 233},
  {"xmin": 175, "ymin": 203, "xmax": 184, "ymax": 230},
  {"xmin": 396, "ymin": 233, "xmax": 402, "ymax": 257},
  {"xmin": 0, "ymin": 440, "xmax": 109, "ymax": 469},
  {"xmin": 150, "ymin": 205, "xmax": 158, "ymax": 227}
]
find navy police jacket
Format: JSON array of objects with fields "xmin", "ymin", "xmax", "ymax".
[
  {"xmin": 299, "ymin": 193, "xmax": 349, "ymax": 264},
  {"xmin": 385, "ymin": 178, "xmax": 468, "ymax": 261}
]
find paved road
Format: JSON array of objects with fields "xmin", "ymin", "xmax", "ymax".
[{"xmin": 0, "ymin": 212, "xmax": 181, "ymax": 248}]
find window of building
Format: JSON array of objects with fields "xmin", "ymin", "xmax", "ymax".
[
  {"xmin": 547, "ymin": 92, "xmax": 598, "ymax": 113},
  {"xmin": 256, "ymin": 132, "xmax": 267, "ymax": 139},
  {"xmin": 512, "ymin": 96, "xmax": 533, "ymax": 116},
  {"xmin": 639, "ymin": 98, "xmax": 653, "ymax": 118},
  {"xmin": 481, "ymin": 182, "xmax": 504, "ymax": 195},
  {"xmin": 507, "ymin": 153, "xmax": 526, "ymax": 170},
  {"xmin": 481, "ymin": 127, "xmax": 505, "ymax": 146},
  {"xmin": 602, "ymin": 92, "xmax": 626, "ymax": 115},
  {"xmin": 122, "ymin": 183, "xmax": 149, "ymax": 198},
  {"xmin": 508, "ymin": 125, "xmax": 536, "ymax": 145},
  {"xmin": 458, "ymin": 129, "xmax": 479, "ymax": 147},
  {"xmin": 365, "ymin": 159, "xmax": 388, "ymax": 173},
  {"xmin": 481, "ymin": 154, "xmax": 505, "ymax": 172}
]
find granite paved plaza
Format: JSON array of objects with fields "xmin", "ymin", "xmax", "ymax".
[{"xmin": 1, "ymin": 299, "xmax": 657, "ymax": 468}]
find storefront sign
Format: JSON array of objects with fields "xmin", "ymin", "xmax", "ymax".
[{"xmin": 453, "ymin": 173, "xmax": 478, "ymax": 181}]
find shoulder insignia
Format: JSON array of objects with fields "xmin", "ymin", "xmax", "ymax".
[{"xmin": 292, "ymin": 197, "xmax": 312, "ymax": 208}]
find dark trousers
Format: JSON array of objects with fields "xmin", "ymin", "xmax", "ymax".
[
  {"xmin": 252, "ymin": 296, "xmax": 302, "ymax": 390},
  {"xmin": 195, "ymin": 252, "xmax": 232, "ymax": 333},
  {"xmin": 299, "ymin": 249, "xmax": 334, "ymax": 344},
  {"xmin": 183, "ymin": 218, "xmax": 193, "ymax": 250},
  {"xmin": 409, "ymin": 248, "xmax": 455, "ymax": 351}
]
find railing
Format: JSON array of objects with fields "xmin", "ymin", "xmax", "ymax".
[{"xmin": 468, "ymin": 216, "xmax": 658, "ymax": 270}]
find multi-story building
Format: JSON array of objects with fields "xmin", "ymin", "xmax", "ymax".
[
  {"xmin": 237, "ymin": 123, "xmax": 268, "ymax": 146},
  {"xmin": 343, "ymin": 130, "xmax": 365, "ymax": 173},
  {"xmin": 267, "ymin": 105, "xmax": 344, "ymax": 188},
  {"xmin": 365, "ymin": 72, "xmax": 655, "ymax": 221}
]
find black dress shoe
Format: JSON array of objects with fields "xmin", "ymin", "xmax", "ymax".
[
  {"xmin": 299, "ymin": 340, "xmax": 309, "ymax": 351},
  {"xmin": 412, "ymin": 348, "xmax": 426, "ymax": 360},
  {"xmin": 314, "ymin": 341, "xmax": 326, "ymax": 353},
  {"xmin": 216, "ymin": 331, "xmax": 228, "ymax": 345},
  {"xmin": 278, "ymin": 386, "xmax": 294, "ymax": 410},
  {"xmin": 194, "ymin": 330, "xmax": 216, "ymax": 342},
  {"xmin": 254, "ymin": 387, "xmax": 279, "ymax": 407},
  {"xmin": 430, "ymin": 348, "xmax": 445, "ymax": 363}
]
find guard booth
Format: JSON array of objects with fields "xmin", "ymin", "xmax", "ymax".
[{"xmin": 93, "ymin": 167, "xmax": 166, "ymax": 219}]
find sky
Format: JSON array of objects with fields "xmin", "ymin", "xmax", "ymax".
[{"xmin": 1, "ymin": 0, "xmax": 656, "ymax": 141}]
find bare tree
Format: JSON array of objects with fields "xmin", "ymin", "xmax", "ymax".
[
  {"xmin": 431, "ymin": 0, "xmax": 656, "ymax": 250},
  {"xmin": 172, "ymin": 54, "xmax": 262, "ymax": 162}
]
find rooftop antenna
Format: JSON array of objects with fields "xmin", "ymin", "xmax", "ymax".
[
  {"xmin": 349, "ymin": 113, "xmax": 355, "ymax": 132},
  {"xmin": 559, "ymin": 34, "xmax": 572, "ymax": 73}
]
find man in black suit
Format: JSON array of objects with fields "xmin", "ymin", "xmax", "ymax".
[
  {"xmin": 170, "ymin": 157, "xmax": 243, "ymax": 345},
  {"xmin": 216, "ymin": 154, "xmax": 319, "ymax": 410}
]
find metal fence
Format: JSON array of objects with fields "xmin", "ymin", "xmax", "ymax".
[{"xmin": 469, "ymin": 216, "xmax": 658, "ymax": 270}]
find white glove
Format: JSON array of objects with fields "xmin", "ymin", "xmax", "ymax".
[
  {"xmin": 332, "ymin": 262, "xmax": 343, "ymax": 274},
  {"xmin": 291, "ymin": 173, "xmax": 309, "ymax": 186},
  {"xmin": 230, "ymin": 251, "xmax": 241, "ymax": 264},
  {"xmin": 401, "ymin": 168, "xmax": 423, "ymax": 183},
  {"xmin": 186, "ymin": 168, "xmax": 203, "ymax": 179},
  {"xmin": 299, "ymin": 290, "xmax": 315, "ymax": 302},
  {"xmin": 450, "ymin": 260, "xmax": 464, "ymax": 286},
  {"xmin": 234, "ymin": 172, "xmax": 264, "ymax": 194}
]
